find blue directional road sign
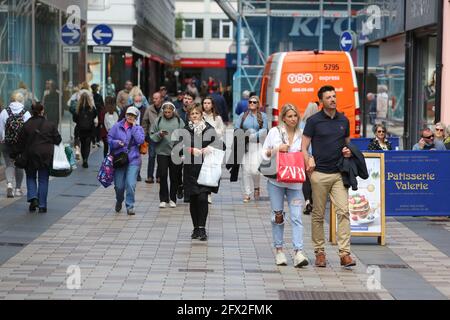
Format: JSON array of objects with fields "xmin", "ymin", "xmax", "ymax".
[
  {"xmin": 92, "ymin": 24, "xmax": 114, "ymax": 46},
  {"xmin": 61, "ymin": 24, "xmax": 81, "ymax": 45},
  {"xmin": 340, "ymin": 31, "xmax": 355, "ymax": 52}
]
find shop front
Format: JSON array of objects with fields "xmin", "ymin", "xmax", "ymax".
[
  {"xmin": 359, "ymin": 0, "xmax": 442, "ymax": 149},
  {"xmin": 0, "ymin": 0, "xmax": 88, "ymax": 144}
]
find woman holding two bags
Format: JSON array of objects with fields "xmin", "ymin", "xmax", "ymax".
[
  {"xmin": 17, "ymin": 103, "xmax": 62, "ymax": 213},
  {"xmin": 261, "ymin": 103, "xmax": 308, "ymax": 268},
  {"xmin": 180, "ymin": 103, "xmax": 224, "ymax": 241},
  {"xmin": 108, "ymin": 106, "xmax": 145, "ymax": 215}
]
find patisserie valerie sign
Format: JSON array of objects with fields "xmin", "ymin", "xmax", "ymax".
[{"xmin": 384, "ymin": 152, "xmax": 450, "ymax": 216}]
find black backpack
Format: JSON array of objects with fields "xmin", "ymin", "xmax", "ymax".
[
  {"xmin": 4, "ymin": 107, "xmax": 26, "ymax": 145},
  {"xmin": 77, "ymin": 107, "xmax": 95, "ymax": 131}
]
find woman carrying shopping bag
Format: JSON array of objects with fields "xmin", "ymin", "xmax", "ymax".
[
  {"xmin": 150, "ymin": 102, "xmax": 185, "ymax": 209},
  {"xmin": 16, "ymin": 103, "xmax": 62, "ymax": 213},
  {"xmin": 235, "ymin": 96, "xmax": 268, "ymax": 202},
  {"xmin": 108, "ymin": 106, "xmax": 145, "ymax": 215},
  {"xmin": 179, "ymin": 103, "xmax": 224, "ymax": 241},
  {"xmin": 261, "ymin": 103, "xmax": 308, "ymax": 268}
]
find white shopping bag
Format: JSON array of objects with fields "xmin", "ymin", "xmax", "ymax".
[
  {"xmin": 52, "ymin": 143, "xmax": 71, "ymax": 170},
  {"xmin": 243, "ymin": 143, "xmax": 262, "ymax": 176},
  {"xmin": 197, "ymin": 147, "xmax": 226, "ymax": 187}
]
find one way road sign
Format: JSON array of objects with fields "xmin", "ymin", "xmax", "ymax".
[
  {"xmin": 61, "ymin": 24, "xmax": 81, "ymax": 45},
  {"xmin": 92, "ymin": 24, "xmax": 113, "ymax": 46},
  {"xmin": 340, "ymin": 31, "xmax": 356, "ymax": 52}
]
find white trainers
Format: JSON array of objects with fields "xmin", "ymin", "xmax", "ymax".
[
  {"xmin": 159, "ymin": 202, "xmax": 167, "ymax": 208},
  {"xmin": 275, "ymin": 251, "xmax": 288, "ymax": 266},
  {"xmin": 294, "ymin": 251, "xmax": 309, "ymax": 268},
  {"xmin": 15, "ymin": 189, "xmax": 23, "ymax": 197},
  {"xmin": 6, "ymin": 183, "xmax": 13, "ymax": 198},
  {"xmin": 208, "ymin": 194, "xmax": 212, "ymax": 204},
  {"xmin": 169, "ymin": 201, "xmax": 176, "ymax": 208}
]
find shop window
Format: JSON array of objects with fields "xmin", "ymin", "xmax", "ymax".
[
  {"xmin": 364, "ymin": 45, "xmax": 405, "ymax": 141},
  {"xmin": 419, "ymin": 36, "xmax": 437, "ymax": 128}
]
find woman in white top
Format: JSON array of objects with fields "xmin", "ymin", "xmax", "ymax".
[
  {"xmin": 202, "ymin": 96, "xmax": 225, "ymax": 204},
  {"xmin": 202, "ymin": 96, "xmax": 225, "ymax": 138},
  {"xmin": 261, "ymin": 103, "xmax": 308, "ymax": 268}
]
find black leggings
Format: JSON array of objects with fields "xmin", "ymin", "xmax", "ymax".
[
  {"xmin": 302, "ymin": 175, "xmax": 313, "ymax": 204},
  {"xmin": 190, "ymin": 192, "xmax": 209, "ymax": 228},
  {"xmin": 80, "ymin": 136, "xmax": 92, "ymax": 162}
]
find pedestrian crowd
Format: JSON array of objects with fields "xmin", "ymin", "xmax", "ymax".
[{"xmin": 2, "ymin": 75, "xmax": 450, "ymax": 270}]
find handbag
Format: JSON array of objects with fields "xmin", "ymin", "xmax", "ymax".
[
  {"xmin": 97, "ymin": 154, "xmax": 115, "ymax": 188},
  {"xmin": 139, "ymin": 141, "xmax": 149, "ymax": 155},
  {"xmin": 113, "ymin": 137, "xmax": 133, "ymax": 169},
  {"xmin": 197, "ymin": 147, "xmax": 226, "ymax": 187},
  {"xmin": 276, "ymin": 151, "xmax": 306, "ymax": 183}
]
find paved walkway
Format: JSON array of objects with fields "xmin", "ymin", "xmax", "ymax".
[{"xmin": 0, "ymin": 149, "xmax": 449, "ymax": 300}]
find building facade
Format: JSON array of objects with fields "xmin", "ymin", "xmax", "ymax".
[
  {"xmin": 175, "ymin": 0, "xmax": 237, "ymax": 89},
  {"xmin": 0, "ymin": 0, "xmax": 88, "ymax": 143},
  {"xmin": 357, "ymin": 0, "xmax": 444, "ymax": 149},
  {"xmin": 87, "ymin": 0, "xmax": 176, "ymax": 97}
]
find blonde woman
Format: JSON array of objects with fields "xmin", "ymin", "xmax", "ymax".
[
  {"xmin": 127, "ymin": 86, "xmax": 149, "ymax": 108},
  {"xmin": 261, "ymin": 103, "xmax": 308, "ymax": 268},
  {"xmin": 235, "ymin": 95, "xmax": 268, "ymax": 202},
  {"xmin": 73, "ymin": 92, "xmax": 97, "ymax": 168}
]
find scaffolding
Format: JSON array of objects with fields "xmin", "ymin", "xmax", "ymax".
[{"xmin": 215, "ymin": 0, "xmax": 367, "ymax": 120}]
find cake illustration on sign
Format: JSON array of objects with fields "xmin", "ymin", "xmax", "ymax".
[{"xmin": 349, "ymin": 194, "xmax": 374, "ymax": 223}]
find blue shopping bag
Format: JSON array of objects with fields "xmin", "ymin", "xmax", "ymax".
[{"xmin": 97, "ymin": 154, "xmax": 115, "ymax": 188}]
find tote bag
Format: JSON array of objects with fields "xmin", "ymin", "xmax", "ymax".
[
  {"xmin": 97, "ymin": 154, "xmax": 115, "ymax": 188},
  {"xmin": 197, "ymin": 148, "xmax": 226, "ymax": 187},
  {"xmin": 276, "ymin": 151, "xmax": 306, "ymax": 183}
]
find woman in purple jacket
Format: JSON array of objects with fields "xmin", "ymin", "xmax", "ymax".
[{"xmin": 108, "ymin": 106, "xmax": 145, "ymax": 215}]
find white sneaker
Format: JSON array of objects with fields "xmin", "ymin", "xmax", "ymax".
[
  {"xmin": 159, "ymin": 202, "xmax": 167, "ymax": 208},
  {"xmin": 275, "ymin": 251, "xmax": 287, "ymax": 266},
  {"xmin": 294, "ymin": 251, "xmax": 309, "ymax": 268},
  {"xmin": 14, "ymin": 189, "xmax": 23, "ymax": 197},
  {"xmin": 208, "ymin": 194, "xmax": 212, "ymax": 204},
  {"xmin": 169, "ymin": 201, "xmax": 176, "ymax": 208},
  {"xmin": 6, "ymin": 183, "xmax": 13, "ymax": 198}
]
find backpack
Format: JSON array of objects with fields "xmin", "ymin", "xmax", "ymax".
[
  {"xmin": 4, "ymin": 107, "xmax": 26, "ymax": 145},
  {"xmin": 77, "ymin": 107, "xmax": 95, "ymax": 131}
]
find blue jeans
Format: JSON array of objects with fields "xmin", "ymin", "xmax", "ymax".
[
  {"xmin": 147, "ymin": 140, "xmax": 157, "ymax": 179},
  {"xmin": 267, "ymin": 181, "xmax": 304, "ymax": 251},
  {"xmin": 114, "ymin": 165, "xmax": 140, "ymax": 210},
  {"xmin": 26, "ymin": 168, "xmax": 50, "ymax": 208}
]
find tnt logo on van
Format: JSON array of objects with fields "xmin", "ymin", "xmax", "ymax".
[{"xmin": 287, "ymin": 73, "xmax": 313, "ymax": 84}]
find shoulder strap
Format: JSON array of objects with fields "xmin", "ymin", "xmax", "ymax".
[
  {"xmin": 6, "ymin": 107, "xmax": 13, "ymax": 117},
  {"xmin": 240, "ymin": 111, "xmax": 250, "ymax": 130}
]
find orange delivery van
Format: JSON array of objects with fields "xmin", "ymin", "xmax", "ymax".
[{"xmin": 260, "ymin": 50, "xmax": 361, "ymax": 138}]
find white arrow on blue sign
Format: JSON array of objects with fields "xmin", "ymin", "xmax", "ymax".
[
  {"xmin": 340, "ymin": 31, "xmax": 354, "ymax": 52},
  {"xmin": 92, "ymin": 24, "xmax": 114, "ymax": 46},
  {"xmin": 61, "ymin": 24, "xmax": 81, "ymax": 45}
]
